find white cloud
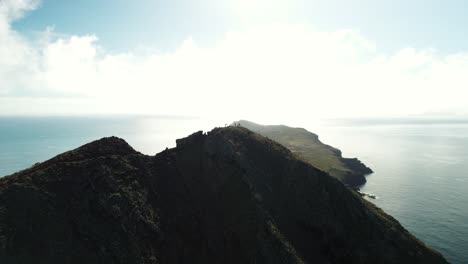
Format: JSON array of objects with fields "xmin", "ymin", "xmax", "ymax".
[
  {"xmin": 1, "ymin": 1, "xmax": 468, "ymax": 121},
  {"xmin": 0, "ymin": 0, "xmax": 36, "ymax": 92},
  {"xmin": 0, "ymin": 0, "xmax": 39, "ymax": 22}
]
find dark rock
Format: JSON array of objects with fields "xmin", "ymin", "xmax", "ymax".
[{"xmin": 0, "ymin": 128, "xmax": 447, "ymax": 263}]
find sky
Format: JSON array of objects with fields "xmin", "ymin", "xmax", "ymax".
[{"xmin": 1, "ymin": 0, "xmax": 468, "ymax": 122}]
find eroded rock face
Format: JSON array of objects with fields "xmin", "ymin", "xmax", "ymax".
[{"xmin": 0, "ymin": 127, "xmax": 447, "ymax": 264}]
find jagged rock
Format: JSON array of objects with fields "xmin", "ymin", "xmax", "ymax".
[{"xmin": 0, "ymin": 127, "xmax": 446, "ymax": 263}]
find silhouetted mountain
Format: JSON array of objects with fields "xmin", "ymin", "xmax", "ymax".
[
  {"xmin": 236, "ymin": 120, "xmax": 372, "ymax": 186},
  {"xmin": 0, "ymin": 127, "xmax": 446, "ymax": 263}
]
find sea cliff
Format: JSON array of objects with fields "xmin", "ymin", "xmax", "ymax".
[
  {"xmin": 0, "ymin": 127, "xmax": 446, "ymax": 263},
  {"xmin": 236, "ymin": 120, "xmax": 373, "ymax": 186}
]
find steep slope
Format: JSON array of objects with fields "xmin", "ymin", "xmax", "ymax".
[
  {"xmin": 0, "ymin": 127, "xmax": 446, "ymax": 264},
  {"xmin": 236, "ymin": 120, "xmax": 372, "ymax": 186}
]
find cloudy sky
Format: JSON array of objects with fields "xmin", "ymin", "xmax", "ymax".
[{"xmin": 1, "ymin": 0, "xmax": 468, "ymax": 120}]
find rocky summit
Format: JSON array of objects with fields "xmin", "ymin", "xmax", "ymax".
[{"xmin": 0, "ymin": 127, "xmax": 447, "ymax": 264}]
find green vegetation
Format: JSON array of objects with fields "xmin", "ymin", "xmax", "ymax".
[{"xmin": 237, "ymin": 120, "xmax": 372, "ymax": 185}]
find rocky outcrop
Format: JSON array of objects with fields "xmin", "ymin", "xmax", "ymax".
[
  {"xmin": 236, "ymin": 120, "xmax": 373, "ymax": 186},
  {"xmin": 0, "ymin": 127, "xmax": 446, "ymax": 263}
]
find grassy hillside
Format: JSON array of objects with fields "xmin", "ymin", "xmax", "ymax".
[{"xmin": 236, "ymin": 120, "xmax": 372, "ymax": 186}]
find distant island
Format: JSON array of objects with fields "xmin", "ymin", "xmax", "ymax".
[
  {"xmin": 236, "ymin": 120, "xmax": 373, "ymax": 186},
  {"xmin": 0, "ymin": 126, "xmax": 446, "ymax": 263}
]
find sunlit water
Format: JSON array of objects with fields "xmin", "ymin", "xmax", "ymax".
[
  {"xmin": 313, "ymin": 121, "xmax": 468, "ymax": 264},
  {"xmin": 0, "ymin": 117, "xmax": 466, "ymax": 263},
  {"xmin": 0, "ymin": 116, "xmax": 223, "ymax": 176}
]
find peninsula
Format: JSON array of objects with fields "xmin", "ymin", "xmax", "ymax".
[
  {"xmin": 236, "ymin": 120, "xmax": 373, "ymax": 186},
  {"xmin": 0, "ymin": 127, "xmax": 446, "ymax": 263}
]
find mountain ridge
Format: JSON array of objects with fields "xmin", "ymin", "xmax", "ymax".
[
  {"xmin": 0, "ymin": 126, "xmax": 447, "ymax": 263},
  {"xmin": 235, "ymin": 120, "xmax": 373, "ymax": 186}
]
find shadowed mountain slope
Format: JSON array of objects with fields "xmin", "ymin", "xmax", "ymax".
[
  {"xmin": 236, "ymin": 120, "xmax": 373, "ymax": 186},
  {"xmin": 0, "ymin": 127, "xmax": 446, "ymax": 263}
]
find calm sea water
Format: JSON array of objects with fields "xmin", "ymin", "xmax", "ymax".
[
  {"xmin": 0, "ymin": 116, "xmax": 466, "ymax": 263},
  {"xmin": 314, "ymin": 121, "xmax": 468, "ymax": 264},
  {"xmin": 0, "ymin": 116, "xmax": 224, "ymax": 177}
]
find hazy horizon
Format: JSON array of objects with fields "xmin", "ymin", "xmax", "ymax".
[{"xmin": 2, "ymin": 0, "xmax": 468, "ymax": 121}]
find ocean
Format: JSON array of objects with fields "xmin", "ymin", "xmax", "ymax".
[
  {"xmin": 315, "ymin": 120, "xmax": 468, "ymax": 264},
  {"xmin": 0, "ymin": 116, "xmax": 467, "ymax": 263}
]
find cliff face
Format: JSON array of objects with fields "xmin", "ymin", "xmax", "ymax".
[
  {"xmin": 0, "ymin": 127, "xmax": 446, "ymax": 264},
  {"xmin": 236, "ymin": 120, "xmax": 373, "ymax": 186}
]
